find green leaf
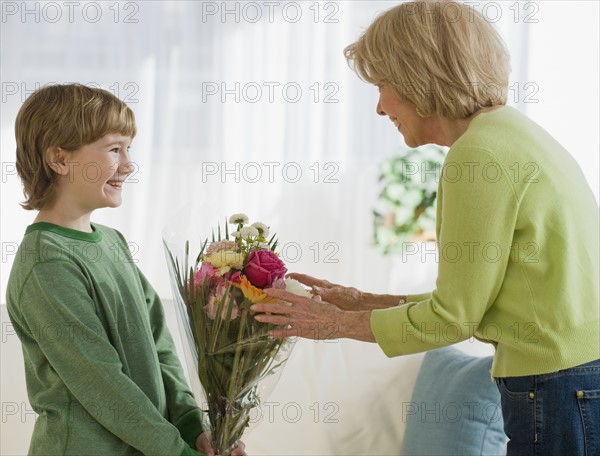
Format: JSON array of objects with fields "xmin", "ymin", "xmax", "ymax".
[{"xmin": 195, "ymin": 238, "xmax": 208, "ymax": 270}]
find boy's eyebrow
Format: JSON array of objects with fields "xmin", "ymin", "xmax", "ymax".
[{"xmin": 104, "ymin": 138, "xmax": 132, "ymax": 148}]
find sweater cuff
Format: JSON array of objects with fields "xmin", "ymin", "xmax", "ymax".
[
  {"xmin": 371, "ymin": 305, "xmax": 412, "ymax": 357},
  {"xmin": 174, "ymin": 408, "xmax": 204, "ymax": 449},
  {"xmin": 407, "ymin": 292, "xmax": 432, "ymax": 303}
]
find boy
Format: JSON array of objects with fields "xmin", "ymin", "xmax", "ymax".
[{"xmin": 6, "ymin": 84, "xmax": 245, "ymax": 456}]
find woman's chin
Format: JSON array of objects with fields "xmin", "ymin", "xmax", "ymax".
[{"xmin": 403, "ymin": 137, "xmax": 417, "ymax": 148}]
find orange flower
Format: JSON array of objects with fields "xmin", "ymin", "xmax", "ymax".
[{"xmin": 236, "ymin": 275, "xmax": 277, "ymax": 304}]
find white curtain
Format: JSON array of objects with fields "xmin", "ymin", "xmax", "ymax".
[{"xmin": 1, "ymin": 1, "xmax": 598, "ymax": 300}]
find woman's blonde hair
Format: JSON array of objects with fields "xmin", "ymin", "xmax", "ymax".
[
  {"xmin": 15, "ymin": 84, "xmax": 136, "ymax": 210},
  {"xmin": 344, "ymin": 0, "xmax": 511, "ymax": 119}
]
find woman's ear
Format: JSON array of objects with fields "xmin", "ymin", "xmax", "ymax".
[{"xmin": 45, "ymin": 147, "xmax": 70, "ymax": 176}]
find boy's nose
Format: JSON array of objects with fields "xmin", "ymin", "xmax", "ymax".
[
  {"xmin": 118, "ymin": 162, "xmax": 135, "ymax": 176},
  {"xmin": 117, "ymin": 150, "xmax": 134, "ymax": 175}
]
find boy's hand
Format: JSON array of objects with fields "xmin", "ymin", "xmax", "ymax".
[{"xmin": 195, "ymin": 432, "xmax": 247, "ymax": 456}]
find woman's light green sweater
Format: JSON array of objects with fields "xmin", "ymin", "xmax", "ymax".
[{"xmin": 371, "ymin": 106, "xmax": 599, "ymax": 377}]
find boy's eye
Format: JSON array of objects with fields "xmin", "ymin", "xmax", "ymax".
[{"xmin": 110, "ymin": 148, "xmax": 119, "ymax": 153}]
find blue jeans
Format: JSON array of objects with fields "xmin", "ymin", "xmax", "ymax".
[{"xmin": 496, "ymin": 359, "xmax": 600, "ymax": 456}]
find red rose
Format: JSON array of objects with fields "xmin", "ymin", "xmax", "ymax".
[{"xmin": 244, "ymin": 250, "xmax": 287, "ymax": 288}]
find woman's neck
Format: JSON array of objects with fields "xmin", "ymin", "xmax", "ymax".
[{"xmin": 436, "ymin": 105, "xmax": 504, "ymax": 147}]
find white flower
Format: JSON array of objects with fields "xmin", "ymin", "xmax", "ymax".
[
  {"xmin": 240, "ymin": 226, "xmax": 259, "ymax": 239},
  {"xmin": 231, "ymin": 231, "xmax": 241, "ymax": 238},
  {"xmin": 284, "ymin": 278, "xmax": 313, "ymax": 298},
  {"xmin": 251, "ymin": 222, "xmax": 269, "ymax": 238},
  {"xmin": 229, "ymin": 213, "xmax": 249, "ymax": 225}
]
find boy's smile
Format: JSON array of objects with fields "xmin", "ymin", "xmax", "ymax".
[{"xmin": 63, "ymin": 133, "xmax": 133, "ymax": 211}]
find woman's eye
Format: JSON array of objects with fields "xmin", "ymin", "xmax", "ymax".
[{"xmin": 110, "ymin": 148, "xmax": 119, "ymax": 153}]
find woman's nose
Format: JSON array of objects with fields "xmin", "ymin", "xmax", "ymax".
[{"xmin": 376, "ymin": 97, "xmax": 385, "ymax": 116}]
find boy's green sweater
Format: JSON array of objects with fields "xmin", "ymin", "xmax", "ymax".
[
  {"xmin": 6, "ymin": 223, "xmax": 203, "ymax": 456},
  {"xmin": 371, "ymin": 106, "xmax": 600, "ymax": 377}
]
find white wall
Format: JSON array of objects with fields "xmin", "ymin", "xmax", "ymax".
[{"xmin": 525, "ymin": 1, "xmax": 599, "ymax": 202}]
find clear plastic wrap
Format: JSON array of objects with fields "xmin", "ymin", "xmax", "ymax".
[{"xmin": 163, "ymin": 212, "xmax": 296, "ymax": 455}]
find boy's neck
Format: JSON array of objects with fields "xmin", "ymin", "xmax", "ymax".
[{"xmin": 34, "ymin": 209, "xmax": 94, "ymax": 233}]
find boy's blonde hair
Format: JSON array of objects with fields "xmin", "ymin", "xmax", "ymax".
[
  {"xmin": 15, "ymin": 84, "xmax": 136, "ymax": 210},
  {"xmin": 344, "ymin": 0, "xmax": 511, "ymax": 119}
]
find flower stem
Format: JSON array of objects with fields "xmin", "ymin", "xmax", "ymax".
[{"xmin": 221, "ymin": 307, "xmax": 249, "ymax": 450}]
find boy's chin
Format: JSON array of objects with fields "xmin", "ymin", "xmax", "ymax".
[{"xmin": 103, "ymin": 199, "xmax": 123, "ymax": 209}]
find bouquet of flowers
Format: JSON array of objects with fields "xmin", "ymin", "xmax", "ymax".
[{"xmin": 164, "ymin": 214, "xmax": 307, "ymax": 455}]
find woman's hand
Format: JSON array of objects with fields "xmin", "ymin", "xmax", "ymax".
[
  {"xmin": 286, "ymin": 273, "xmax": 365, "ymax": 311},
  {"xmin": 251, "ymin": 288, "xmax": 375, "ymax": 342},
  {"xmin": 287, "ymin": 272, "xmax": 403, "ymax": 310},
  {"xmin": 195, "ymin": 432, "xmax": 247, "ymax": 456}
]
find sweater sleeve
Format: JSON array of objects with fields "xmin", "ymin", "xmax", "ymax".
[
  {"xmin": 371, "ymin": 147, "xmax": 520, "ymax": 356},
  {"xmin": 17, "ymin": 260, "xmax": 195, "ymax": 456},
  {"xmin": 136, "ymin": 267, "xmax": 205, "ymax": 448},
  {"xmin": 407, "ymin": 292, "xmax": 432, "ymax": 303}
]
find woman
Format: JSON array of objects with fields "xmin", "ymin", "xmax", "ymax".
[{"xmin": 251, "ymin": 1, "xmax": 600, "ymax": 454}]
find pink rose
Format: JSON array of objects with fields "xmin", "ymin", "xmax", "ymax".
[{"xmin": 244, "ymin": 249, "xmax": 287, "ymax": 289}]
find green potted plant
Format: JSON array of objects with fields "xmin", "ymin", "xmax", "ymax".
[{"xmin": 373, "ymin": 144, "xmax": 446, "ymax": 254}]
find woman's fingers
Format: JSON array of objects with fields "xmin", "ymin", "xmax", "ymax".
[
  {"xmin": 313, "ymin": 286, "xmax": 336, "ymax": 299},
  {"xmin": 284, "ymin": 273, "xmax": 351, "ymax": 304},
  {"xmin": 253, "ymin": 289, "xmax": 343, "ymax": 340},
  {"xmin": 310, "ymin": 286, "xmax": 359, "ymax": 311},
  {"xmin": 252, "ymin": 305, "xmax": 292, "ymax": 317},
  {"xmin": 252, "ymin": 291, "xmax": 304, "ymax": 315},
  {"xmin": 262, "ymin": 288, "xmax": 307, "ymax": 305},
  {"xmin": 255, "ymin": 314, "xmax": 291, "ymax": 325},
  {"xmin": 286, "ymin": 272, "xmax": 337, "ymax": 289}
]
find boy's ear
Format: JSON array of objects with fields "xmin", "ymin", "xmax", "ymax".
[{"xmin": 45, "ymin": 147, "xmax": 70, "ymax": 176}]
